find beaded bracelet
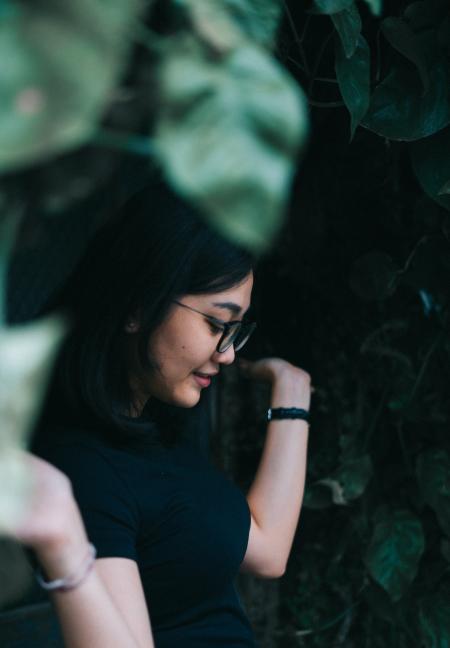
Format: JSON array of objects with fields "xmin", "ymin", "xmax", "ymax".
[{"xmin": 35, "ymin": 542, "xmax": 97, "ymax": 592}]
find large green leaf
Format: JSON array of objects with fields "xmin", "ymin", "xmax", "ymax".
[
  {"xmin": 362, "ymin": 58, "xmax": 450, "ymax": 140},
  {"xmin": 418, "ymin": 589, "xmax": 450, "ymax": 648},
  {"xmin": 0, "ymin": 0, "xmax": 144, "ymax": 173},
  {"xmin": 335, "ymin": 34, "xmax": 370, "ymax": 139},
  {"xmin": 365, "ymin": 508, "xmax": 425, "ymax": 602},
  {"xmin": 410, "ymin": 127, "xmax": 450, "ymax": 212},
  {"xmin": 417, "ymin": 449, "xmax": 450, "ymax": 537},
  {"xmin": 331, "ymin": 3, "xmax": 362, "ymax": 58},
  {"xmin": 154, "ymin": 34, "xmax": 309, "ymax": 253},
  {"xmin": 381, "ymin": 18, "xmax": 431, "ymax": 93}
]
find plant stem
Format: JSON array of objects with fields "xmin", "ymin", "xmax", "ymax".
[
  {"xmin": 308, "ymin": 29, "xmax": 335, "ymax": 96},
  {"xmin": 406, "ymin": 327, "xmax": 446, "ymax": 405},
  {"xmin": 283, "ymin": 1, "xmax": 310, "ymax": 76}
]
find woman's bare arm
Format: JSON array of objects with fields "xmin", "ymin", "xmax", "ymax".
[
  {"xmin": 238, "ymin": 361, "xmax": 311, "ymax": 578},
  {"xmin": 8, "ymin": 453, "xmax": 155, "ymax": 648},
  {"xmin": 41, "ymin": 552, "xmax": 155, "ymax": 648}
]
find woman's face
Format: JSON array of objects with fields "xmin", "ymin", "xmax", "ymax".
[{"xmin": 126, "ymin": 271, "xmax": 254, "ymax": 413}]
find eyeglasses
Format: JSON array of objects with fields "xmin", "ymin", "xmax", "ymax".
[{"xmin": 172, "ymin": 300, "xmax": 257, "ymax": 353}]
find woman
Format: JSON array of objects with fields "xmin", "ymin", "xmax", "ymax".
[{"xmin": 6, "ymin": 176, "xmax": 311, "ymax": 647}]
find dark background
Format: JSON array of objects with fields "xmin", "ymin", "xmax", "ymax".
[{"xmin": 2, "ymin": 1, "xmax": 450, "ymax": 646}]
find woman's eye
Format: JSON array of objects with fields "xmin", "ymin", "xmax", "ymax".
[{"xmin": 208, "ymin": 321, "xmax": 224, "ymax": 335}]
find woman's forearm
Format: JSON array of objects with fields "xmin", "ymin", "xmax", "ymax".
[
  {"xmin": 246, "ymin": 373, "xmax": 310, "ymax": 574},
  {"xmin": 48, "ymin": 565, "xmax": 153, "ymax": 648},
  {"xmin": 36, "ymin": 514, "xmax": 154, "ymax": 648}
]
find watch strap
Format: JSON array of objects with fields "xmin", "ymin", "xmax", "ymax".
[{"xmin": 267, "ymin": 407, "xmax": 310, "ymax": 422}]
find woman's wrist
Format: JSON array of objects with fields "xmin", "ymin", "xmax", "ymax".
[
  {"xmin": 35, "ymin": 542, "xmax": 97, "ymax": 592},
  {"xmin": 36, "ymin": 534, "xmax": 92, "ymax": 581},
  {"xmin": 271, "ymin": 369, "xmax": 311, "ymax": 411}
]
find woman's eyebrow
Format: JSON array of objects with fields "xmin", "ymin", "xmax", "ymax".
[{"xmin": 211, "ymin": 301, "xmax": 250, "ymax": 317}]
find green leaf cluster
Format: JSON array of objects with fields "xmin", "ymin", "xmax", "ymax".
[
  {"xmin": 229, "ymin": 2, "xmax": 450, "ymax": 644},
  {"xmin": 0, "ymin": 0, "xmax": 310, "ymax": 255}
]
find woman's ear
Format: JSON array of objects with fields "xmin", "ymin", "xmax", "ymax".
[
  {"xmin": 125, "ymin": 320, "xmax": 140, "ymax": 333},
  {"xmin": 124, "ymin": 308, "xmax": 142, "ymax": 333}
]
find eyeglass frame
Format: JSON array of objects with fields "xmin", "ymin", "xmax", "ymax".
[{"xmin": 172, "ymin": 299, "xmax": 256, "ymax": 353}]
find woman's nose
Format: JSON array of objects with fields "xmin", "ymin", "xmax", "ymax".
[{"xmin": 213, "ymin": 343, "xmax": 236, "ymax": 365}]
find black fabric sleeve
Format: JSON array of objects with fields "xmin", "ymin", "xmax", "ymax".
[{"xmin": 35, "ymin": 441, "xmax": 140, "ymax": 561}]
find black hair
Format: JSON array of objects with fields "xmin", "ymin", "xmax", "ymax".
[{"xmin": 37, "ymin": 175, "xmax": 256, "ymax": 447}]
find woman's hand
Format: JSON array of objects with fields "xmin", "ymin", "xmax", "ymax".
[
  {"xmin": 237, "ymin": 357, "xmax": 312, "ymax": 411},
  {"xmin": 4, "ymin": 451, "xmax": 90, "ymax": 577}
]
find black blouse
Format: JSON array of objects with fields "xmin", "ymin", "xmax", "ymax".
[{"xmin": 31, "ymin": 418, "xmax": 257, "ymax": 647}]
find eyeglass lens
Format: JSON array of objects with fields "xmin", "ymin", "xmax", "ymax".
[{"xmin": 218, "ymin": 323, "xmax": 254, "ymax": 352}]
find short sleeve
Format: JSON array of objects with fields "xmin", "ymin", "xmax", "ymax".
[{"xmin": 35, "ymin": 440, "xmax": 140, "ymax": 561}]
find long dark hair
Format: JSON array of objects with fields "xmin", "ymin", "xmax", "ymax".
[{"xmin": 36, "ymin": 175, "xmax": 256, "ymax": 447}]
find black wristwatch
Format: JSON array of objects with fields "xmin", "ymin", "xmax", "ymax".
[{"xmin": 266, "ymin": 407, "xmax": 310, "ymax": 422}]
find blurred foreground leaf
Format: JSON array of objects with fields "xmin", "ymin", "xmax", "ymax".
[
  {"xmin": 0, "ymin": 219, "xmax": 67, "ymax": 604},
  {"xmin": 155, "ymin": 34, "xmax": 308, "ymax": 254},
  {"xmin": 190, "ymin": 0, "xmax": 283, "ymax": 49},
  {"xmin": 230, "ymin": 0, "xmax": 282, "ymax": 47},
  {"xmin": 0, "ymin": 314, "xmax": 67, "ymax": 533},
  {"xmin": 0, "ymin": 0, "xmax": 144, "ymax": 173}
]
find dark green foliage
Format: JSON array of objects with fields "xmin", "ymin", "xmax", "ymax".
[
  {"xmin": 365, "ymin": 508, "xmax": 425, "ymax": 602},
  {"xmin": 233, "ymin": 1, "xmax": 449, "ymax": 644}
]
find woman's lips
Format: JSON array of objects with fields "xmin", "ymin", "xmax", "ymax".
[{"xmin": 193, "ymin": 373, "xmax": 212, "ymax": 387}]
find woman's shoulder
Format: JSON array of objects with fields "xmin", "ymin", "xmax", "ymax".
[
  {"xmin": 30, "ymin": 420, "xmax": 172, "ymax": 496},
  {"xmin": 31, "ymin": 424, "xmax": 143, "ymax": 519}
]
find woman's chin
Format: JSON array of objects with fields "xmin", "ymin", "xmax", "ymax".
[
  {"xmin": 164, "ymin": 383, "xmax": 202, "ymax": 409},
  {"xmin": 178, "ymin": 389, "xmax": 202, "ymax": 408}
]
